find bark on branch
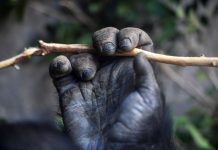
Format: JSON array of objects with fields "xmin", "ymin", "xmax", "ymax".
[{"xmin": 1, "ymin": 40, "xmax": 218, "ymax": 69}]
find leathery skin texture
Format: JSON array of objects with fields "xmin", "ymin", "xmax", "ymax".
[{"xmin": 49, "ymin": 27, "xmax": 173, "ymax": 150}]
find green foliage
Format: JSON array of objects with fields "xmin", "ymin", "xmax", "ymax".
[
  {"xmin": 175, "ymin": 6, "xmax": 185, "ymax": 19},
  {"xmin": 157, "ymin": 18, "xmax": 177, "ymax": 44},
  {"xmin": 54, "ymin": 0, "xmax": 177, "ymax": 46},
  {"xmin": 186, "ymin": 10, "xmax": 199, "ymax": 33},
  {"xmin": 174, "ymin": 108, "xmax": 217, "ymax": 150},
  {"xmin": 55, "ymin": 22, "xmax": 91, "ymax": 44},
  {"xmin": 88, "ymin": 2, "xmax": 102, "ymax": 14},
  {"xmin": 144, "ymin": 0, "xmax": 168, "ymax": 17},
  {"xmin": 195, "ymin": 71, "xmax": 207, "ymax": 82},
  {"xmin": 206, "ymin": 87, "xmax": 217, "ymax": 97}
]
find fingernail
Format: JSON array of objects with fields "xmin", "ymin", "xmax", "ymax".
[
  {"xmin": 80, "ymin": 69, "xmax": 94, "ymax": 81},
  {"xmin": 102, "ymin": 42, "xmax": 115, "ymax": 55},
  {"xmin": 119, "ymin": 38, "xmax": 131, "ymax": 50}
]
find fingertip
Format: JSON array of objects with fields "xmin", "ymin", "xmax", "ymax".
[
  {"xmin": 118, "ymin": 28, "xmax": 138, "ymax": 52},
  {"xmin": 118, "ymin": 38, "xmax": 133, "ymax": 51},
  {"xmin": 49, "ymin": 55, "xmax": 72, "ymax": 79},
  {"xmin": 70, "ymin": 53, "xmax": 98, "ymax": 81},
  {"xmin": 92, "ymin": 27, "xmax": 119, "ymax": 55}
]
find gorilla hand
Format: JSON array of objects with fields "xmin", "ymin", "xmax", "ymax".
[{"xmin": 50, "ymin": 27, "xmax": 165, "ymax": 149}]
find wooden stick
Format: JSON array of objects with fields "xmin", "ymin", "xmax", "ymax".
[
  {"xmin": 0, "ymin": 48, "xmax": 40, "ymax": 69},
  {"xmin": 0, "ymin": 40, "xmax": 218, "ymax": 69}
]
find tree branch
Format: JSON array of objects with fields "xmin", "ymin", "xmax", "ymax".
[{"xmin": 1, "ymin": 40, "xmax": 218, "ymax": 69}]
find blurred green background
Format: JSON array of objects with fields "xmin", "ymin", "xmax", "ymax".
[{"xmin": 0, "ymin": 0, "xmax": 218, "ymax": 149}]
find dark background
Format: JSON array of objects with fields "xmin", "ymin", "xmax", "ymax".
[{"xmin": 0, "ymin": 0, "xmax": 218, "ymax": 149}]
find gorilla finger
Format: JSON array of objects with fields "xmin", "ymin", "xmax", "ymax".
[
  {"xmin": 49, "ymin": 55, "xmax": 72, "ymax": 79},
  {"xmin": 138, "ymin": 30, "xmax": 154, "ymax": 52},
  {"xmin": 92, "ymin": 27, "xmax": 119, "ymax": 55},
  {"xmin": 118, "ymin": 27, "xmax": 153, "ymax": 52},
  {"xmin": 70, "ymin": 53, "xmax": 98, "ymax": 81},
  {"xmin": 133, "ymin": 53, "xmax": 158, "ymax": 91},
  {"xmin": 50, "ymin": 55, "xmax": 77, "ymax": 94}
]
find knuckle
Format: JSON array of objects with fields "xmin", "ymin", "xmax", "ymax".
[
  {"xmin": 92, "ymin": 27, "xmax": 119, "ymax": 53},
  {"xmin": 93, "ymin": 27, "xmax": 118, "ymax": 36}
]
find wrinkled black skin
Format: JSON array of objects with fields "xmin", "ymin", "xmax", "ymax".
[
  {"xmin": 50, "ymin": 27, "xmax": 173, "ymax": 150},
  {"xmin": 0, "ymin": 122, "xmax": 75, "ymax": 150}
]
